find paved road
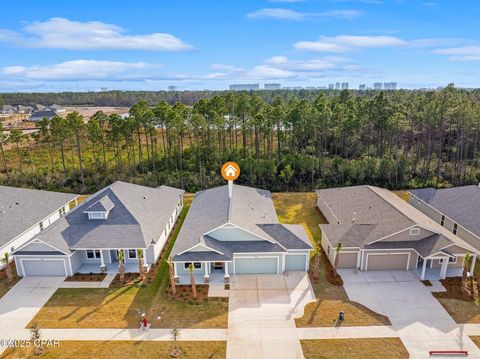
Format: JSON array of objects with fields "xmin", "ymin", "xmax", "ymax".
[
  {"xmin": 226, "ymin": 273, "xmax": 316, "ymax": 359},
  {"xmin": 339, "ymin": 269, "xmax": 480, "ymax": 358}
]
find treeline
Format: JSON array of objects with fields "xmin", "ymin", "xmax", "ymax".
[{"xmin": 0, "ymin": 84, "xmax": 479, "ymax": 194}]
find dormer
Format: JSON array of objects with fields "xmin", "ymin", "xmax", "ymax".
[{"xmin": 84, "ymin": 195, "xmax": 114, "ymax": 220}]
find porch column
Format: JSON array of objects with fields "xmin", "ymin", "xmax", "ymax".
[
  {"xmin": 224, "ymin": 262, "xmax": 230, "ymax": 284},
  {"xmin": 100, "ymin": 250, "xmax": 106, "ymax": 273},
  {"xmin": 204, "ymin": 261, "xmax": 209, "ymax": 284},
  {"xmin": 173, "ymin": 262, "xmax": 179, "ymax": 283},
  {"xmin": 440, "ymin": 258, "xmax": 448, "ymax": 279},
  {"xmin": 421, "ymin": 258, "xmax": 427, "ymax": 280},
  {"xmin": 470, "ymin": 255, "xmax": 477, "ymax": 277}
]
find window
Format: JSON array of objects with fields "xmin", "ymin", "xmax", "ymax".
[
  {"xmin": 440, "ymin": 215, "xmax": 445, "ymax": 227},
  {"xmin": 128, "ymin": 249, "xmax": 137, "ymax": 259},
  {"xmin": 453, "ymin": 223, "xmax": 458, "ymax": 235},
  {"xmin": 410, "ymin": 227, "xmax": 420, "ymax": 236},
  {"xmin": 184, "ymin": 262, "xmax": 202, "ymax": 270},
  {"xmin": 86, "ymin": 249, "xmax": 101, "ymax": 259},
  {"xmin": 449, "ymin": 256, "xmax": 457, "ymax": 264},
  {"xmin": 88, "ymin": 212, "xmax": 106, "ymax": 220},
  {"xmin": 59, "ymin": 207, "xmax": 66, "ymax": 218},
  {"xmin": 39, "ymin": 221, "xmax": 44, "ymax": 231}
]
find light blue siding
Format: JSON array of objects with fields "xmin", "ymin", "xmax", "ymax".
[
  {"xmin": 234, "ymin": 257, "xmax": 278, "ymax": 274},
  {"xmin": 285, "ymin": 254, "xmax": 307, "ymax": 271},
  {"xmin": 70, "ymin": 250, "xmax": 83, "ymax": 273},
  {"xmin": 208, "ymin": 227, "xmax": 263, "ymax": 242}
]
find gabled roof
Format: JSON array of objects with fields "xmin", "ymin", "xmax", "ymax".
[
  {"xmin": 29, "ymin": 110, "xmax": 57, "ymax": 121},
  {"xmin": 171, "ymin": 184, "xmax": 312, "ymax": 260},
  {"xmin": 32, "ymin": 182, "xmax": 184, "ymax": 253},
  {"xmin": 84, "ymin": 195, "xmax": 114, "ymax": 213},
  {"xmin": 317, "ymin": 185, "xmax": 478, "ymax": 257},
  {"xmin": 0, "ymin": 186, "xmax": 78, "ymax": 250},
  {"xmin": 410, "ymin": 186, "xmax": 480, "ymax": 241}
]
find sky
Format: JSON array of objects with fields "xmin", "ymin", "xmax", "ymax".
[{"xmin": 0, "ymin": 0, "xmax": 479, "ymax": 92}]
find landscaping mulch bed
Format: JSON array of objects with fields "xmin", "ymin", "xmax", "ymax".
[
  {"xmin": 421, "ymin": 280, "xmax": 433, "ymax": 286},
  {"xmin": 309, "ymin": 249, "xmax": 343, "ymax": 286},
  {"xmin": 433, "ymin": 276, "xmax": 479, "ymax": 301},
  {"xmin": 65, "ymin": 273, "xmax": 107, "ymax": 282},
  {"xmin": 109, "ymin": 272, "xmax": 142, "ymax": 287},
  {"xmin": 165, "ymin": 285, "xmax": 228, "ymax": 304}
]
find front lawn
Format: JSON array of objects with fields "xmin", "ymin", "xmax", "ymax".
[
  {"xmin": 301, "ymin": 338, "xmax": 409, "ymax": 359},
  {"xmin": 28, "ymin": 194, "xmax": 229, "ymax": 329},
  {"xmin": 0, "ymin": 340, "xmax": 226, "ymax": 359},
  {"xmin": 272, "ymin": 192, "xmax": 390, "ymax": 327}
]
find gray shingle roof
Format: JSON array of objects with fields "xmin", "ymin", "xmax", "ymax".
[
  {"xmin": 33, "ymin": 181, "xmax": 184, "ymax": 253},
  {"xmin": 29, "ymin": 110, "xmax": 57, "ymax": 121},
  {"xmin": 171, "ymin": 184, "xmax": 311, "ymax": 261},
  {"xmin": 84, "ymin": 195, "xmax": 114, "ymax": 212},
  {"xmin": 317, "ymin": 185, "xmax": 478, "ymax": 258},
  {"xmin": 0, "ymin": 186, "xmax": 78, "ymax": 249},
  {"xmin": 410, "ymin": 186, "xmax": 480, "ymax": 240}
]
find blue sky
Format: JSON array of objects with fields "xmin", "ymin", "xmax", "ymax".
[{"xmin": 0, "ymin": 0, "xmax": 479, "ymax": 91}]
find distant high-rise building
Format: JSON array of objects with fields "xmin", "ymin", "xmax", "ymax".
[
  {"xmin": 383, "ymin": 82, "xmax": 397, "ymax": 90},
  {"xmin": 335, "ymin": 82, "xmax": 341, "ymax": 90},
  {"xmin": 373, "ymin": 82, "xmax": 383, "ymax": 90},
  {"xmin": 229, "ymin": 84, "xmax": 259, "ymax": 91},
  {"xmin": 359, "ymin": 84, "xmax": 366, "ymax": 91},
  {"xmin": 328, "ymin": 84, "xmax": 334, "ymax": 90},
  {"xmin": 341, "ymin": 82, "xmax": 349, "ymax": 90},
  {"xmin": 168, "ymin": 85, "xmax": 178, "ymax": 91},
  {"xmin": 264, "ymin": 83, "xmax": 281, "ymax": 90}
]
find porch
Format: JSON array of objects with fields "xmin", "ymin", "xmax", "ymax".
[
  {"xmin": 176, "ymin": 268, "xmax": 225, "ymax": 285},
  {"xmin": 414, "ymin": 254, "xmax": 475, "ymax": 280},
  {"xmin": 76, "ymin": 262, "xmax": 142, "ymax": 274},
  {"xmin": 412, "ymin": 266, "xmax": 463, "ymax": 281}
]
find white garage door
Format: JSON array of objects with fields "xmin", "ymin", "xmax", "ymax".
[
  {"xmin": 22, "ymin": 259, "xmax": 67, "ymax": 276},
  {"xmin": 366, "ymin": 253, "xmax": 409, "ymax": 271},
  {"xmin": 234, "ymin": 257, "xmax": 278, "ymax": 274}
]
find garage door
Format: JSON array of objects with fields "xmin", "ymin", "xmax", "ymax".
[
  {"xmin": 22, "ymin": 259, "xmax": 67, "ymax": 276},
  {"xmin": 366, "ymin": 253, "xmax": 409, "ymax": 271},
  {"xmin": 285, "ymin": 254, "xmax": 307, "ymax": 271},
  {"xmin": 234, "ymin": 257, "xmax": 278, "ymax": 274},
  {"xmin": 338, "ymin": 253, "xmax": 358, "ymax": 268}
]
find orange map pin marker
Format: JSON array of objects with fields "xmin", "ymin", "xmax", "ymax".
[{"xmin": 221, "ymin": 162, "xmax": 240, "ymax": 181}]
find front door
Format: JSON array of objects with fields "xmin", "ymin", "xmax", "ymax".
[
  {"xmin": 214, "ymin": 262, "xmax": 223, "ymax": 269},
  {"xmin": 110, "ymin": 250, "xmax": 118, "ymax": 262}
]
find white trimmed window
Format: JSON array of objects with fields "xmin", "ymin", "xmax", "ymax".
[
  {"xmin": 128, "ymin": 249, "xmax": 137, "ymax": 259},
  {"xmin": 449, "ymin": 256, "xmax": 457, "ymax": 263},
  {"xmin": 86, "ymin": 249, "xmax": 101, "ymax": 259},
  {"xmin": 184, "ymin": 262, "xmax": 202, "ymax": 270}
]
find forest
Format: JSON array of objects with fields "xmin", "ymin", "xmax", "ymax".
[{"xmin": 0, "ymin": 84, "xmax": 479, "ymax": 194}]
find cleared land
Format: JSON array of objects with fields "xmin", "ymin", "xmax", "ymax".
[
  {"xmin": 29, "ymin": 195, "xmax": 229, "ymax": 329},
  {"xmin": 272, "ymin": 192, "xmax": 390, "ymax": 327},
  {"xmin": 301, "ymin": 338, "xmax": 409, "ymax": 359},
  {"xmin": 0, "ymin": 340, "xmax": 226, "ymax": 359}
]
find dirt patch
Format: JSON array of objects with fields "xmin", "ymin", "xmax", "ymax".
[
  {"xmin": 421, "ymin": 280, "xmax": 433, "ymax": 287},
  {"xmin": 65, "ymin": 273, "xmax": 106, "ymax": 282},
  {"xmin": 165, "ymin": 285, "xmax": 228, "ymax": 304},
  {"xmin": 433, "ymin": 277, "xmax": 478, "ymax": 301},
  {"xmin": 310, "ymin": 249, "xmax": 343, "ymax": 286},
  {"xmin": 109, "ymin": 273, "xmax": 142, "ymax": 288}
]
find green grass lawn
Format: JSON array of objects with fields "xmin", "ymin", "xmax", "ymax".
[
  {"xmin": 301, "ymin": 338, "xmax": 409, "ymax": 359},
  {"xmin": 0, "ymin": 341, "xmax": 226, "ymax": 359},
  {"xmin": 272, "ymin": 192, "xmax": 390, "ymax": 327},
  {"xmin": 29, "ymin": 195, "xmax": 229, "ymax": 329}
]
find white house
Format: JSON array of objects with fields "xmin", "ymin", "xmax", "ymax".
[{"xmin": 0, "ymin": 186, "xmax": 78, "ymax": 269}]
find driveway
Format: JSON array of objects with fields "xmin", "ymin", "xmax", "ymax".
[
  {"xmin": 339, "ymin": 269, "xmax": 480, "ymax": 358},
  {"xmin": 227, "ymin": 272, "xmax": 315, "ymax": 359},
  {"xmin": 0, "ymin": 276, "xmax": 64, "ymax": 353}
]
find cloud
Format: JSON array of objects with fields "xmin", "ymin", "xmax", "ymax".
[
  {"xmin": 247, "ymin": 8, "xmax": 363, "ymax": 21},
  {"xmin": 434, "ymin": 46, "xmax": 480, "ymax": 61},
  {"xmin": 210, "ymin": 63, "xmax": 244, "ymax": 72},
  {"xmin": 1, "ymin": 60, "xmax": 162, "ymax": 81},
  {"xmin": 295, "ymin": 35, "xmax": 410, "ymax": 52},
  {"xmin": 0, "ymin": 17, "xmax": 192, "ymax": 51}
]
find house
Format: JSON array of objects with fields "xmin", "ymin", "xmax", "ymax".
[
  {"xmin": 49, "ymin": 104, "xmax": 66, "ymax": 113},
  {"xmin": 0, "ymin": 186, "xmax": 78, "ymax": 269},
  {"xmin": 316, "ymin": 185, "xmax": 479, "ymax": 280},
  {"xmin": 409, "ymin": 185, "xmax": 480, "ymax": 252},
  {"xmin": 13, "ymin": 181, "xmax": 184, "ymax": 277},
  {"xmin": 170, "ymin": 184, "xmax": 312, "ymax": 284},
  {"xmin": 28, "ymin": 110, "xmax": 58, "ymax": 122}
]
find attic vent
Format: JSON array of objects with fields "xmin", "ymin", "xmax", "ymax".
[
  {"xmin": 410, "ymin": 227, "xmax": 420, "ymax": 236},
  {"xmin": 143, "ymin": 196, "xmax": 147, "ymax": 199}
]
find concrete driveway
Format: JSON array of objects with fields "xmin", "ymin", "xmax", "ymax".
[
  {"xmin": 227, "ymin": 272, "xmax": 315, "ymax": 359},
  {"xmin": 0, "ymin": 276, "xmax": 64, "ymax": 349},
  {"xmin": 339, "ymin": 269, "xmax": 480, "ymax": 358}
]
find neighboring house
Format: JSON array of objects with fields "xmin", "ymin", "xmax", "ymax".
[
  {"xmin": 409, "ymin": 185, "xmax": 480, "ymax": 252},
  {"xmin": 0, "ymin": 186, "xmax": 78, "ymax": 269},
  {"xmin": 170, "ymin": 184, "xmax": 312, "ymax": 284},
  {"xmin": 49, "ymin": 104, "xmax": 66, "ymax": 113},
  {"xmin": 29, "ymin": 110, "xmax": 58, "ymax": 122},
  {"xmin": 13, "ymin": 181, "xmax": 184, "ymax": 277},
  {"xmin": 317, "ymin": 185, "xmax": 479, "ymax": 280}
]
